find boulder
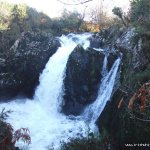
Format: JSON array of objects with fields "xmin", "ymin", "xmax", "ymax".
[
  {"xmin": 89, "ymin": 34, "xmax": 104, "ymax": 48},
  {"xmin": 62, "ymin": 45, "xmax": 105, "ymax": 115}
]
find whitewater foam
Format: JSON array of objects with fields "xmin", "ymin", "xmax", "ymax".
[{"xmin": 0, "ymin": 33, "xmax": 120, "ymax": 150}]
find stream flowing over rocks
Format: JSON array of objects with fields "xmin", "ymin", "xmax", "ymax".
[
  {"xmin": 63, "ymin": 45, "xmax": 118, "ymax": 115},
  {"xmin": 0, "ymin": 32, "xmax": 121, "ymax": 150},
  {"xmin": 1, "ymin": 26, "xmax": 148, "ymax": 149}
]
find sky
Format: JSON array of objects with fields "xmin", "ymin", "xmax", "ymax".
[{"xmin": 4, "ymin": 0, "xmax": 130, "ymax": 18}]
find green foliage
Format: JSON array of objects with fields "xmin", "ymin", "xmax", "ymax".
[
  {"xmin": 0, "ymin": 1, "xmax": 13, "ymax": 30},
  {"xmin": 0, "ymin": 108, "xmax": 12, "ymax": 121},
  {"xmin": 112, "ymin": 7, "xmax": 127, "ymax": 27},
  {"xmin": 0, "ymin": 0, "xmax": 86, "ymax": 40},
  {"xmin": 142, "ymin": 38, "xmax": 150, "ymax": 59},
  {"xmin": 132, "ymin": 68, "xmax": 150, "ymax": 84},
  {"xmin": 130, "ymin": 0, "xmax": 150, "ymax": 37},
  {"xmin": 129, "ymin": 0, "xmax": 150, "ymax": 64},
  {"xmin": 112, "ymin": 7, "xmax": 123, "ymax": 19},
  {"xmin": 123, "ymin": 0, "xmax": 150, "ymax": 88},
  {"xmin": 121, "ymin": 48, "xmax": 150, "ymax": 90},
  {"xmin": 99, "ymin": 128, "xmax": 108, "ymax": 143},
  {"xmin": 49, "ymin": 9, "xmax": 84, "ymax": 35},
  {"xmin": 61, "ymin": 9, "xmax": 83, "ymax": 32},
  {"xmin": 7, "ymin": 22, "xmax": 20, "ymax": 39},
  {"xmin": 130, "ymin": 0, "xmax": 150, "ymax": 22},
  {"xmin": 11, "ymin": 4, "xmax": 28, "ymax": 22}
]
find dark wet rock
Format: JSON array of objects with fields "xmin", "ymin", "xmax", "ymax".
[
  {"xmin": 92, "ymin": 28, "xmax": 149, "ymax": 72},
  {"xmin": 89, "ymin": 35, "xmax": 104, "ymax": 48},
  {"xmin": 107, "ymin": 53, "xmax": 118, "ymax": 72},
  {"xmin": 0, "ymin": 32, "xmax": 60, "ymax": 100},
  {"xmin": 94, "ymin": 27, "xmax": 150, "ymax": 149},
  {"xmin": 62, "ymin": 45, "xmax": 105, "ymax": 115}
]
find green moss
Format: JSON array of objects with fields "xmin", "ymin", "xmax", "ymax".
[
  {"xmin": 99, "ymin": 127, "xmax": 108, "ymax": 143},
  {"xmin": 132, "ymin": 69, "xmax": 150, "ymax": 83}
]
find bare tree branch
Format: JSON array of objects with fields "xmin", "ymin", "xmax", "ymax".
[
  {"xmin": 57, "ymin": 0, "xmax": 93, "ymax": 5},
  {"xmin": 129, "ymin": 111, "xmax": 150, "ymax": 122}
]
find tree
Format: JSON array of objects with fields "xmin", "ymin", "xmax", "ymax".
[
  {"xmin": 61, "ymin": 9, "xmax": 84, "ymax": 32},
  {"xmin": 11, "ymin": 4, "xmax": 28, "ymax": 32},
  {"xmin": 129, "ymin": 0, "xmax": 150, "ymax": 58},
  {"xmin": 88, "ymin": 1, "xmax": 112, "ymax": 29},
  {"xmin": 0, "ymin": 1, "xmax": 12, "ymax": 30},
  {"xmin": 130, "ymin": 0, "xmax": 150, "ymax": 23},
  {"xmin": 11, "ymin": 4, "xmax": 27, "ymax": 23},
  {"xmin": 129, "ymin": 0, "xmax": 150, "ymax": 36},
  {"xmin": 112, "ymin": 7, "xmax": 127, "ymax": 27}
]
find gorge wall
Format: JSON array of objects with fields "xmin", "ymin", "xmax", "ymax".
[
  {"xmin": 0, "ymin": 27, "xmax": 149, "ymax": 149},
  {"xmin": 93, "ymin": 27, "xmax": 150, "ymax": 149},
  {"xmin": 0, "ymin": 32, "xmax": 60, "ymax": 100},
  {"xmin": 62, "ymin": 45, "xmax": 118, "ymax": 115}
]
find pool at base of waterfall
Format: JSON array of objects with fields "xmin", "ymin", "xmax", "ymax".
[{"xmin": 0, "ymin": 33, "xmax": 120, "ymax": 150}]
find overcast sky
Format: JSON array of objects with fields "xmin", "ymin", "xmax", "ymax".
[{"xmin": 4, "ymin": 0, "xmax": 130, "ymax": 18}]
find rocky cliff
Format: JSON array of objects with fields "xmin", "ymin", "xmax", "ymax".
[
  {"xmin": 0, "ymin": 32, "xmax": 60, "ymax": 100},
  {"xmin": 93, "ymin": 27, "xmax": 150, "ymax": 149},
  {"xmin": 62, "ymin": 44, "xmax": 118, "ymax": 115}
]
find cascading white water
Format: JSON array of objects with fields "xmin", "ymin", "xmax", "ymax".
[
  {"xmin": 0, "ymin": 33, "xmax": 91, "ymax": 150},
  {"xmin": 0, "ymin": 33, "xmax": 120, "ymax": 150},
  {"xmin": 34, "ymin": 33, "xmax": 91, "ymax": 114},
  {"xmin": 82, "ymin": 58, "xmax": 121, "ymax": 123},
  {"xmin": 101, "ymin": 54, "xmax": 108, "ymax": 77}
]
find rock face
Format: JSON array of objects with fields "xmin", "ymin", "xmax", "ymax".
[
  {"xmin": 89, "ymin": 35, "xmax": 104, "ymax": 48},
  {"xmin": 62, "ymin": 45, "xmax": 118, "ymax": 115},
  {"xmin": 94, "ymin": 27, "xmax": 150, "ymax": 149},
  {"xmin": 90, "ymin": 28, "xmax": 149, "ymax": 71},
  {"xmin": 62, "ymin": 45, "xmax": 104, "ymax": 115},
  {"xmin": 0, "ymin": 32, "xmax": 60, "ymax": 100}
]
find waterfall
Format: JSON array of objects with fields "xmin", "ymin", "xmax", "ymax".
[
  {"xmin": 101, "ymin": 54, "xmax": 108, "ymax": 77},
  {"xmin": 34, "ymin": 35, "xmax": 76, "ymax": 114},
  {"xmin": 0, "ymin": 33, "xmax": 120, "ymax": 150},
  {"xmin": 34, "ymin": 33, "xmax": 91, "ymax": 115},
  {"xmin": 83, "ymin": 58, "xmax": 121, "ymax": 123}
]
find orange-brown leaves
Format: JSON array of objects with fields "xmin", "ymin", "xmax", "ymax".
[
  {"xmin": 0, "ymin": 123, "xmax": 31, "ymax": 150},
  {"xmin": 118, "ymin": 98, "xmax": 124, "ymax": 109},
  {"xmin": 128, "ymin": 93, "xmax": 137, "ymax": 110},
  {"xmin": 0, "ymin": 107, "xmax": 31, "ymax": 150},
  {"xmin": 128, "ymin": 81, "xmax": 150, "ymax": 112},
  {"xmin": 12, "ymin": 128, "xmax": 31, "ymax": 145}
]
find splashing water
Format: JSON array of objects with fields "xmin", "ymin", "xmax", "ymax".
[
  {"xmin": 101, "ymin": 54, "xmax": 108, "ymax": 77},
  {"xmin": 82, "ymin": 58, "xmax": 121, "ymax": 123},
  {"xmin": 0, "ymin": 33, "xmax": 120, "ymax": 150}
]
